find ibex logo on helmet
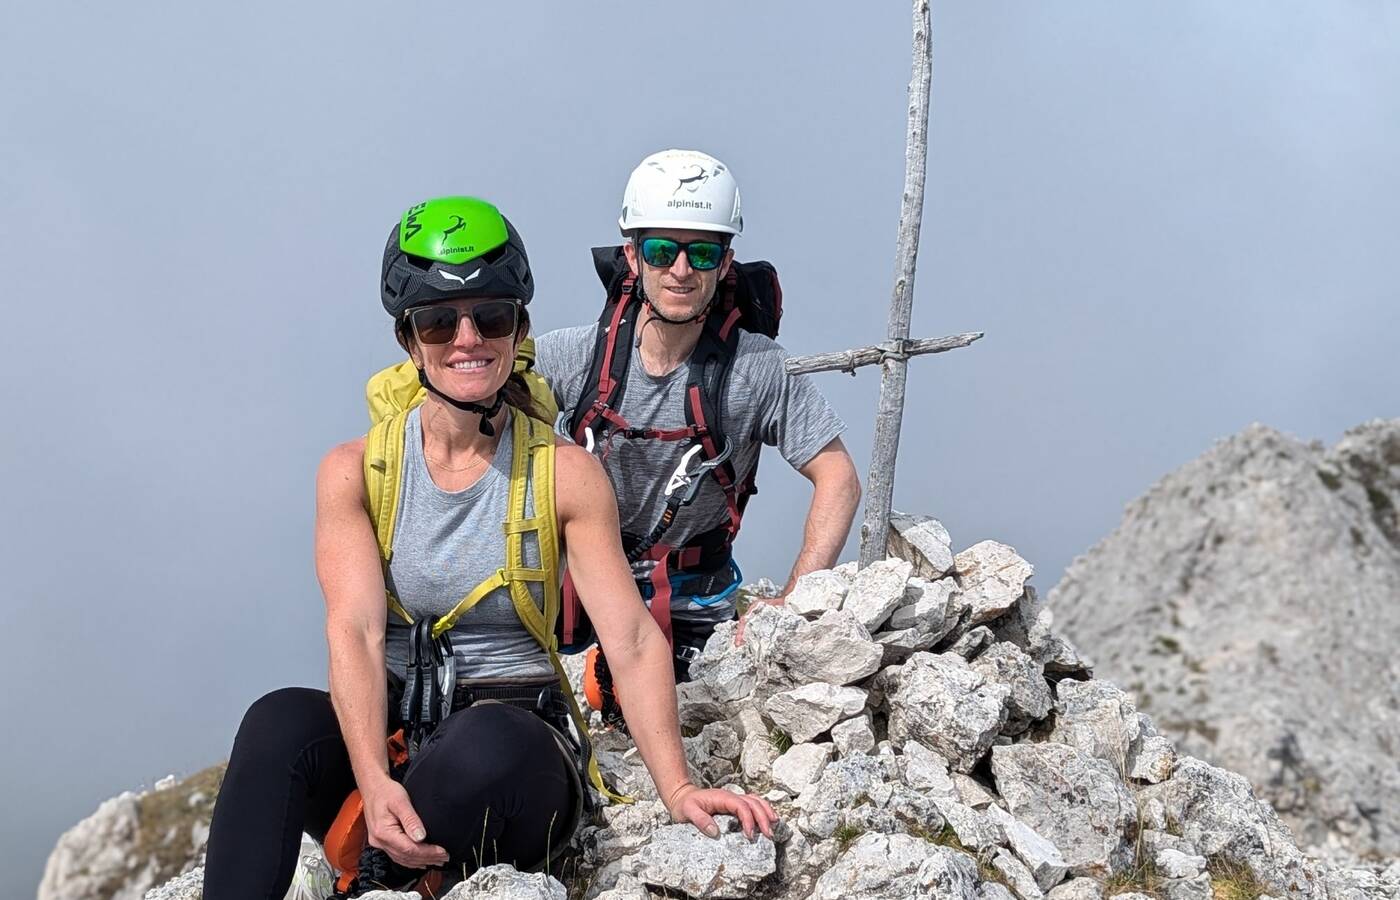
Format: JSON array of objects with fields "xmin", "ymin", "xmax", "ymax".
[{"xmin": 672, "ymin": 164, "xmax": 710, "ymax": 196}]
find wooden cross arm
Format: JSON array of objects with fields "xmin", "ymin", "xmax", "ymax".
[{"xmin": 784, "ymin": 331, "xmax": 983, "ymax": 376}]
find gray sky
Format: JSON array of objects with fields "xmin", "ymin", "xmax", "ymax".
[{"xmin": 2, "ymin": 1, "xmax": 1397, "ymax": 892}]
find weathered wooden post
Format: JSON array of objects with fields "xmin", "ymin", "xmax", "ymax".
[{"xmin": 786, "ymin": 0, "xmax": 982, "ymax": 568}]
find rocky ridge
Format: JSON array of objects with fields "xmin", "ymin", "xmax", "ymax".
[
  {"xmin": 86, "ymin": 511, "xmax": 1399, "ymax": 898},
  {"xmin": 37, "ymin": 765, "xmax": 222, "ymax": 900},
  {"xmin": 1051, "ymin": 419, "xmax": 1400, "ymax": 861}
]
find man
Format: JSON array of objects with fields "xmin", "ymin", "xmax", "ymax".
[{"xmin": 535, "ymin": 148, "xmax": 861, "ymax": 694}]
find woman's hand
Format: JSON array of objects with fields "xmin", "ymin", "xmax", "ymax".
[
  {"xmin": 666, "ymin": 782, "xmax": 778, "ymax": 841},
  {"xmin": 362, "ymin": 780, "xmax": 450, "ymax": 869}
]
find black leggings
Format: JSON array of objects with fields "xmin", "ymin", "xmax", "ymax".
[{"xmin": 203, "ymin": 687, "xmax": 577, "ymax": 899}]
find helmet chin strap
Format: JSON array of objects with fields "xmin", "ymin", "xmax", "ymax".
[
  {"xmin": 416, "ymin": 368, "xmax": 504, "ymax": 437},
  {"xmin": 637, "ymin": 281, "xmax": 712, "ymax": 326}
]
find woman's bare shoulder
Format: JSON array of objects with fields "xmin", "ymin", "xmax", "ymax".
[
  {"xmin": 318, "ymin": 436, "xmax": 368, "ymax": 498},
  {"xmin": 551, "ymin": 440, "xmax": 613, "ymax": 512}
]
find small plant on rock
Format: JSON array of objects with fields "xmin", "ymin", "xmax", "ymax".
[
  {"xmin": 1207, "ymin": 857, "xmax": 1266, "ymax": 900},
  {"xmin": 833, "ymin": 823, "xmax": 865, "ymax": 852}
]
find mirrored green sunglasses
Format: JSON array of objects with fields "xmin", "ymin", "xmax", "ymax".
[{"xmin": 638, "ymin": 237, "xmax": 727, "ymax": 271}]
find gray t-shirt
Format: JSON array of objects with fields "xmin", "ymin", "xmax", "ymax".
[
  {"xmin": 384, "ymin": 407, "xmax": 555, "ymax": 682},
  {"xmin": 535, "ymin": 324, "xmax": 845, "ymax": 618}
]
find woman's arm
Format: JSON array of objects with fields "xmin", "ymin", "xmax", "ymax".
[
  {"xmin": 314, "ymin": 438, "xmax": 448, "ymax": 867},
  {"xmin": 554, "ymin": 443, "xmax": 776, "ymax": 839}
]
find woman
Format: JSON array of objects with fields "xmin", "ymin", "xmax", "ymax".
[{"xmin": 203, "ymin": 196, "xmax": 775, "ymax": 898}]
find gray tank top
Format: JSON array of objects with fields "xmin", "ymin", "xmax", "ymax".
[{"xmin": 384, "ymin": 407, "xmax": 554, "ymax": 682}]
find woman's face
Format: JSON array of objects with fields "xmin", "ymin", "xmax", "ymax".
[{"xmin": 405, "ymin": 298, "xmax": 521, "ymax": 404}]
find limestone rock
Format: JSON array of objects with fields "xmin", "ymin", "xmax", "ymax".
[
  {"xmin": 992, "ymin": 849, "xmax": 1046, "ymax": 900},
  {"xmin": 685, "ymin": 720, "xmax": 741, "ymax": 784},
  {"xmin": 588, "ymin": 873, "xmax": 653, "ymax": 900},
  {"xmin": 877, "ymin": 625, "xmax": 942, "ymax": 665},
  {"xmin": 1045, "ymin": 879, "xmax": 1106, "ymax": 900},
  {"xmin": 916, "ymin": 845, "xmax": 982, "ymax": 900},
  {"xmin": 1159, "ymin": 874, "xmax": 1212, "ymax": 900},
  {"xmin": 763, "ymin": 683, "xmax": 868, "ymax": 743},
  {"xmin": 447, "ymin": 865, "xmax": 567, "ymax": 899},
  {"xmin": 901, "ymin": 741, "xmax": 957, "ymax": 799},
  {"xmin": 753, "ymin": 606, "xmax": 884, "ymax": 689},
  {"xmin": 952, "ymin": 541, "xmax": 1034, "ymax": 626},
  {"xmin": 970, "ymin": 642, "xmax": 1053, "ymax": 731},
  {"xmin": 141, "ymin": 868, "xmax": 202, "ymax": 900},
  {"xmin": 1047, "ymin": 679, "xmax": 1142, "ymax": 768},
  {"xmin": 953, "ymin": 773, "xmax": 998, "ymax": 809},
  {"xmin": 786, "ymin": 569, "xmax": 849, "ymax": 618},
  {"xmin": 933, "ymin": 798, "xmax": 1004, "ymax": 851},
  {"xmin": 813, "ymin": 833, "xmax": 974, "ymax": 900},
  {"xmin": 792, "ymin": 754, "xmax": 900, "ymax": 839},
  {"xmin": 1155, "ymin": 847, "xmax": 1207, "ymax": 879},
  {"xmin": 1140, "ymin": 756, "xmax": 1326, "ymax": 898},
  {"xmin": 887, "ymin": 652, "xmax": 1009, "ymax": 772},
  {"xmin": 771, "ymin": 742, "xmax": 835, "ymax": 794},
  {"xmin": 584, "ymin": 801, "xmax": 672, "ymax": 865},
  {"xmin": 845, "ymin": 557, "xmax": 914, "ymax": 631},
  {"xmin": 986, "ymin": 804, "xmax": 1070, "ymax": 889},
  {"xmin": 770, "ymin": 830, "xmax": 840, "ymax": 900},
  {"xmin": 741, "ymin": 731, "xmax": 780, "ymax": 784},
  {"xmin": 831, "ymin": 713, "xmax": 876, "ymax": 757},
  {"xmin": 945, "ymin": 625, "xmax": 995, "ymax": 660},
  {"xmin": 624, "ymin": 817, "xmax": 776, "ymax": 899},
  {"xmin": 593, "ymin": 732, "xmax": 659, "ymax": 802},
  {"xmin": 888, "ymin": 511, "xmax": 956, "ymax": 578},
  {"xmin": 980, "ymin": 884, "xmax": 1018, "ymax": 900},
  {"xmin": 990, "ymin": 743, "xmax": 1136, "ymax": 877},
  {"xmin": 1126, "ymin": 732, "xmax": 1176, "ymax": 784},
  {"xmin": 889, "ymin": 576, "xmax": 959, "ymax": 633}
]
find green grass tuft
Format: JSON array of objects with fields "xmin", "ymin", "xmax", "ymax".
[
  {"xmin": 1207, "ymin": 857, "xmax": 1267, "ymax": 900},
  {"xmin": 833, "ymin": 823, "xmax": 865, "ymax": 851}
]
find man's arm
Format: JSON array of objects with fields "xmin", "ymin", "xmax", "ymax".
[{"xmin": 781, "ymin": 436, "xmax": 861, "ymax": 594}]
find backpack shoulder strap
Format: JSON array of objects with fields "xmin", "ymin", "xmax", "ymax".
[
  {"xmin": 569, "ymin": 247, "xmax": 641, "ymax": 442},
  {"xmin": 364, "ymin": 409, "xmax": 415, "ymax": 624},
  {"xmin": 683, "ymin": 308, "xmax": 748, "ymax": 539}
]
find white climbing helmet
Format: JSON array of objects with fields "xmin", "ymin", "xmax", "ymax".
[{"xmin": 618, "ymin": 148, "xmax": 743, "ymax": 237}]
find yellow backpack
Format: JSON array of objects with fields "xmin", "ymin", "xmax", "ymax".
[{"xmin": 360, "ymin": 339, "xmax": 620, "ymax": 801}]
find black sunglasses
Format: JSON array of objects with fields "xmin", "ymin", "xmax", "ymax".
[
  {"xmin": 638, "ymin": 237, "xmax": 727, "ymax": 271},
  {"xmin": 405, "ymin": 300, "xmax": 519, "ymax": 345}
]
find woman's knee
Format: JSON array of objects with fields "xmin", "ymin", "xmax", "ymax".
[
  {"xmin": 230, "ymin": 687, "xmax": 336, "ymax": 763},
  {"xmin": 410, "ymin": 703, "xmax": 569, "ymax": 789}
]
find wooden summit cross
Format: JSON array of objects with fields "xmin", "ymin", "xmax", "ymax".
[{"xmin": 786, "ymin": 0, "xmax": 982, "ymax": 568}]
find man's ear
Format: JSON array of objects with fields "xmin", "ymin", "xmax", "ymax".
[
  {"xmin": 622, "ymin": 239, "xmax": 640, "ymax": 278},
  {"xmin": 717, "ymin": 246, "xmax": 735, "ymax": 280}
]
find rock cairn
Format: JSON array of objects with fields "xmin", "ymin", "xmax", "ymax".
[{"xmin": 130, "ymin": 509, "xmax": 1399, "ymax": 899}]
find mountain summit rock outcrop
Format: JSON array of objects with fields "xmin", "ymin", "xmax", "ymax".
[
  {"xmin": 1052, "ymin": 419, "xmax": 1400, "ymax": 861},
  {"xmin": 123, "ymin": 509, "xmax": 1397, "ymax": 899}
]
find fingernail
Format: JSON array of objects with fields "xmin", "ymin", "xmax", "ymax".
[
  {"xmin": 704, "ymin": 824, "xmax": 720, "ymax": 838},
  {"xmin": 412, "ymin": 829, "xmax": 426, "ymax": 841}
]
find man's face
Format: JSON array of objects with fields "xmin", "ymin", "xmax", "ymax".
[{"xmin": 623, "ymin": 228, "xmax": 734, "ymax": 321}]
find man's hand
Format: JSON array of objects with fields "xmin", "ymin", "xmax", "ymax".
[
  {"xmin": 734, "ymin": 595, "xmax": 786, "ymax": 645},
  {"xmin": 362, "ymin": 780, "xmax": 450, "ymax": 869},
  {"xmin": 667, "ymin": 782, "xmax": 778, "ymax": 840}
]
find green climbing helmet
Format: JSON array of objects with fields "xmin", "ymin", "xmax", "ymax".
[{"xmin": 380, "ymin": 196, "xmax": 534, "ymax": 318}]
